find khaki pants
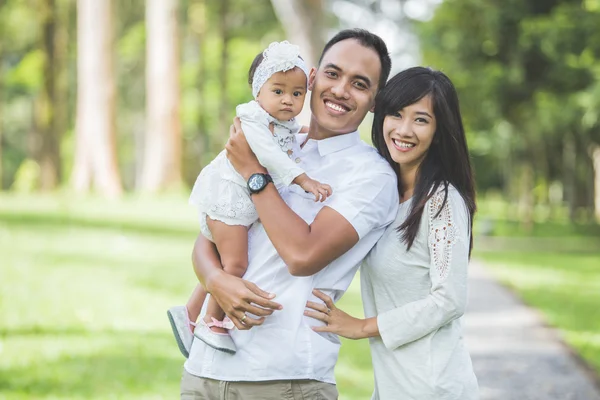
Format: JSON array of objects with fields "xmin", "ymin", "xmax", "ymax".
[{"xmin": 180, "ymin": 369, "xmax": 339, "ymax": 400}]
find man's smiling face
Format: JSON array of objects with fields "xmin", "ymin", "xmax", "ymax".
[{"xmin": 308, "ymin": 39, "xmax": 382, "ymax": 137}]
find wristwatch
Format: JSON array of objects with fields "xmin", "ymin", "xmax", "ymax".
[{"xmin": 247, "ymin": 173, "xmax": 273, "ymax": 194}]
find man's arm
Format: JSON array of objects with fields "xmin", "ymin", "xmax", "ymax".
[
  {"xmin": 226, "ymin": 118, "xmax": 359, "ymax": 276},
  {"xmin": 191, "ymin": 233, "xmax": 282, "ymax": 329}
]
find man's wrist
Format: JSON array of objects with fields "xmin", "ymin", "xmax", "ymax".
[{"xmin": 242, "ymin": 165, "xmax": 267, "ymax": 181}]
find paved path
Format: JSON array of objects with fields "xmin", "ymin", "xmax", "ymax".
[{"xmin": 464, "ymin": 261, "xmax": 600, "ymax": 400}]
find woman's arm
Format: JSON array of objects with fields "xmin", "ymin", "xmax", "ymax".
[
  {"xmin": 191, "ymin": 233, "xmax": 282, "ymax": 329},
  {"xmin": 306, "ymin": 190, "xmax": 471, "ymax": 347},
  {"xmin": 375, "ymin": 190, "xmax": 470, "ymax": 350}
]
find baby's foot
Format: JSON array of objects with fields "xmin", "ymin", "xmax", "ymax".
[
  {"xmin": 194, "ymin": 317, "xmax": 237, "ymax": 354},
  {"xmin": 167, "ymin": 305, "xmax": 196, "ymax": 358}
]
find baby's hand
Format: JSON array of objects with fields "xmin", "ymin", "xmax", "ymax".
[{"xmin": 294, "ymin": 174, "xmax": 332, "ymax": 202}]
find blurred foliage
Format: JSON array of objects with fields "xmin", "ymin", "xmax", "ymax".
[
  {"xmin": 1, "ymin": 0, "xmax": 599, "ymax": 224},
  {"xmin": 0, "ymin": 0, "xmax": 285, "ymax": 190},
  {"xmin": 417, "ymin": 0, "xmax": 600, "ymax": 222}
]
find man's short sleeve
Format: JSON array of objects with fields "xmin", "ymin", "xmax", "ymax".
[{"xmin": 324, "ymin": 171, "xmax": 398, "ymax": 239}]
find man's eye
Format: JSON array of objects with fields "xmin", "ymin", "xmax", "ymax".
[
  {"xmin": 354, "ymin": 81, "xmax": 367, "ymax": 89},
  {"xmin": 325, "ymin": 71, "xmax": 337, "ymax": 78}
]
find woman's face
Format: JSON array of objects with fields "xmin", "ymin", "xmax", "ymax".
[{"xmin": 383, "ymin": 94, "xmax": 437, "ymax": 170}]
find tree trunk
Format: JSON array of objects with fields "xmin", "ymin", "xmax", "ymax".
[
  {"xmin": 563, "ymin": 134, "xmax": 577, "ymax": 222},
  {"xmin": 593, "ymin": 144, "xmax": 600, "ymax": 223},
  {"xmin": 37, "ymin": 0, "xmax": 61, "ymax": 190},
  {"xmin": 269, "ymin": 0, "xmax": 324, "ymax": 68},
  {"xmin": 214, "ymin": 0, "xmax": 230, "ymax": 154},
  {"xmin": 140, "ymin": 0, "xmax": 182, "ymax": 192},
  {"xmin": 183, "ymin": 0, "xmax": 207, "ymax": 185},
  {"xmin": 270, "ymin": 0, "xmax": 325, "ymax": 125},
  {"xmin": 72, "ymin": 0, "xmax": 122, "ymax": 197},
  {"xmin": 0, "ymin": 42, "xmax": 3, "ymax": 190}
]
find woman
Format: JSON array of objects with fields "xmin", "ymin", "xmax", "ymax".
[{"xmin": 305, "ymin": 67, "xmax": 479, "ymax": 399}]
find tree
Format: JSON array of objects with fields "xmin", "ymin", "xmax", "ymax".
[
  {"xmin": 36, "ymin": 0, "xmax": 61, "ymax": 190},
  {"xmin": 269, "ymin": 0, "xmax": 325, "ymax": 68},
  {"xmin": 71, "ymin": 0, "xmax": 122, "ymax": 197},
  {"xmin": 0, "ymin": 0, "xmax": 4, "ymax": 190},
  {"xmin": 215, "ymin": 0, "xmax": 231, "ymax": 154},
  {"xmin": 270, "ymin": 0, "xmax": 326, "ymax": 124},
  {"xmin": 418, "ymin": 0, "xmax": 600, "ymax": 223},
  {"xmin": 139, "ymin": 0, "xmax": 182, "ymax": 192}
]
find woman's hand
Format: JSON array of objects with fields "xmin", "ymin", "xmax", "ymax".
[
  {"xmin": 304, "ymin": 289, "xmax": 375, "ymax": 340},
  {"xmin": 225, "ymin": 117, "xmax": 266, "ymax": 180}
]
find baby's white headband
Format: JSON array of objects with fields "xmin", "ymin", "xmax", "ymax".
[{"xmin": 252, "ymin": 41, "xmax": 309, "ymax": 98}]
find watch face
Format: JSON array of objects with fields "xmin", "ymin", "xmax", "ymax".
[{"xmin": 248, "ymin": 174, "xmax": 265, "ymax": 191}]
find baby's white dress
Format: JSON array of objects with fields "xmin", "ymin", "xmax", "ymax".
[{"xmin": 189, "ymin": 100, "xmax": 305, "ymax": 240}]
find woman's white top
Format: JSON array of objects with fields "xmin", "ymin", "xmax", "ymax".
[
  {"xmin": 362, "ymin": 185, "xmax": 479, "ymax": 400},
  {"xmin": 189, "ymin": 100, "xmax": 305, "ymax": 238}
]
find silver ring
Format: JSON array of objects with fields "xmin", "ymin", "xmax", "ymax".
[
  {"xmin": 326, "ymin": 308, "xmax": 331, "ymax": 315},
  {"xmin": 240, "ymin": 314, "xmax": 247, "ymax": 323}
]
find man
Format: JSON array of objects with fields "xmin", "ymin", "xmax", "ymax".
[{"xmin": 182, "ymin": 29, "xmax": 398, "ymax": 399}]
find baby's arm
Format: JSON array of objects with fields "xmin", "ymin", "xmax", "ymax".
[
  {"xmin": 293, "ymin": 174, "xmax": 332, "ymax": 202},
  {"xmin": 239, "ymin": 115, "xmax": 303, "ymax": 186}
]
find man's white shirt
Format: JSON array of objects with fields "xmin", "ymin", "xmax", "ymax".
[{"xmin": 185, "ymin": 130, "xmax": 399, "ymax": 383}]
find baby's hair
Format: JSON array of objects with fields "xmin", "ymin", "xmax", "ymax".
[
  {"xmin": 247, "ymin": 51, "xmax": 306, "ymax": 86},
  {"xmin": 247, "ymin": 52, "xmax": 264, "ymax": 86}
]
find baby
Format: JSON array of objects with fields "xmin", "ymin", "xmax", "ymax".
[{"xmin": 168, "ymin": 41, "xmax": 331, "ymax": 357}]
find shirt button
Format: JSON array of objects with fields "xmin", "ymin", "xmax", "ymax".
[{"xmin": 295, "ymin": 158, "xmax": 301, "ymax": 163}]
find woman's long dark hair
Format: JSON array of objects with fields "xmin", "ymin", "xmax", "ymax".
[{"xmin": 372, "ymin": 67, "xmax": 476, "ymax": 254}]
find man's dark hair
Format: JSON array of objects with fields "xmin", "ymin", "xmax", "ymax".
[{"xmin": 318, "ymin": 29, "xmax": 391, "ymax": 92}]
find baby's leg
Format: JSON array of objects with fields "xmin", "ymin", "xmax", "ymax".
[
  {"xmin": 204, "ymin": 218, "xmax": 249, "ymax": 333},
  {"xmin": 186, "ymin": 284, "xmax": 207, "ymax": 331}
]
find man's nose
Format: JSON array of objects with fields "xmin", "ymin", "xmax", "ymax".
[{"xmin": 330, "ymin": 80, "xmax": 349, "ymax": 99}]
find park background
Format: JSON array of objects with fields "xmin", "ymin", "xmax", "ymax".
[{"xmin": 1, "ymin": 0, "xmax": 600, "ymax": 398}]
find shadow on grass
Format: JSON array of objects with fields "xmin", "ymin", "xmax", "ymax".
[{"xmin": 0, "ymin": 210, "xmax": 197, "ymax": 239}]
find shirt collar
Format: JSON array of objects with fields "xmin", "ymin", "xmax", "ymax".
[{"xmin": 298, "ymin": 130, "xmax": 361, "ymax": 156}]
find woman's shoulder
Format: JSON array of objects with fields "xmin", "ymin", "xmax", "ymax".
[{"xmin": 426, "ymin": 184, "xmax": 467, "ymax": 220}]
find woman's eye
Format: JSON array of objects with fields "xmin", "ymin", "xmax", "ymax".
[
  {"xmin": 392, "ymin": 112, "xmax": 402, "ymax": 118},
  {"xmin": 416, "ymin": 118, "xmax": 428, "ymax": 124}
]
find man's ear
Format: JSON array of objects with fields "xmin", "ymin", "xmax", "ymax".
[{"xmin": 307, "ymin": 67, "xmax": 317, "ymax": 91}]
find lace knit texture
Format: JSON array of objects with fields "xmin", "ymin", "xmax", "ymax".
[{"xmin": 428, "ymin": 189, "xmax": 459, "ymax": 280}]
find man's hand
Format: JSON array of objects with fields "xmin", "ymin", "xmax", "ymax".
[
  {"xmin": 225, "ymin": 117, "xmax": 266, "ymax": 180},
  {"xmin": 206, "ymin": 270, "xmax": 283, "ymax": 330}
]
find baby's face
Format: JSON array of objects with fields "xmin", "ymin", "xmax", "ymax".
[{"xmin": 256, "ymin": 67, "xmax": 307, "ymax": 121}]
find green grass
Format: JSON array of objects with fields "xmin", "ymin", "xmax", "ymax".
[
  {"xmin": 477, "ymin": 249, "xmax": 600, "ymax": 374},
  {"xmin": 0, "ymin": 193, "xmax": 372, "ymax": 400}
]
